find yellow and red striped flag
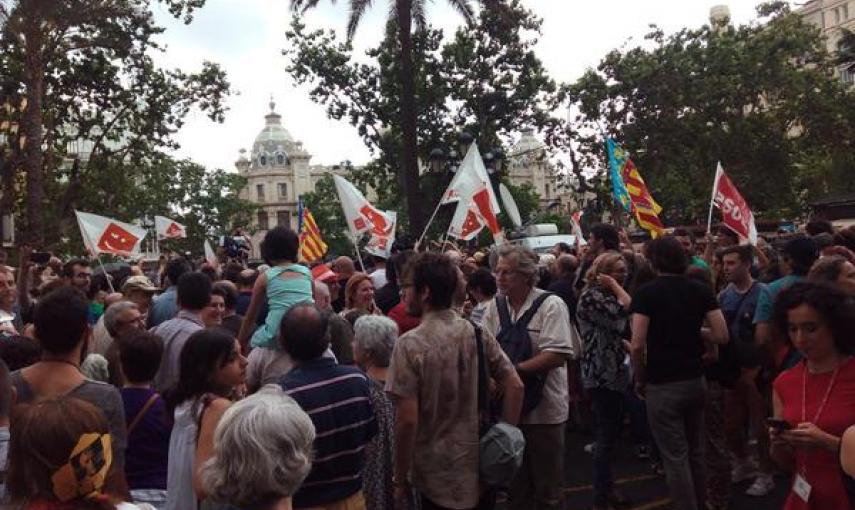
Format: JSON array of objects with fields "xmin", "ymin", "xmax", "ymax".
[
  {"xmin": 622, "ymin": 158, "xmax": 664, "ymax": 237},
  {"xmin": 298, "ymin": 202, "xmax": 327, "ymax": 263}
]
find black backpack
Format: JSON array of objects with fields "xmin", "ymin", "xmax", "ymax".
[{"xmin": 495, "ymin": 292, "xmax": 553, "ymax": 415}]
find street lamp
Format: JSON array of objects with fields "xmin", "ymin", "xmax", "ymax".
[{"xmin": 457, "ymin": 131, "xmax": 474, "ymax": 156}]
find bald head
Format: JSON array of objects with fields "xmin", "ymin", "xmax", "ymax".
[
  {"xmin": 279, "ymin": 303, "xmax": 330, "ymax": 362},
  {"xmin": 313, "ymin": 281, "xmax": 331, "ymax": 311},
  {"xmin": 555, "ymin": 254, "xmax": 579, "ymax": 279},
  {"xmin": 333, "ymin": 256, "xmax": 356, "ymax": 277}
]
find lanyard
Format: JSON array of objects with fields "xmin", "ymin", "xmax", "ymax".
[{"xmin": 799, "ymin": 360, "xmax": 842, "ymax": 477}]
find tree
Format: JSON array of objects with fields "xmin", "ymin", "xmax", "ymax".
[
  {"xmin": 563, "ymin": 2, "xmax": 855, "ymax": 224},
  {"xmin": 284, "ymin": 0, "xmax": 563, "ymax": 238},
  {"xmin": 288, "ymin": 0, "xmax": 478, "ymax": 236},
  {"xmin": 56, "ymin": 155, "xmax": 256, "ymax": 257},
  {"xmin": 0, "ymin": 0, "xmax": 229, "ymax": 245}
]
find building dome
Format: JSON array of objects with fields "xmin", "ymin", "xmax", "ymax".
[
  {"xmin": 510, "ymin": 128, "xmax": 544, "ymax": 156},
  {"xmin": 251, "ymin": 99, "xmax": 296, "ymax": 168}
]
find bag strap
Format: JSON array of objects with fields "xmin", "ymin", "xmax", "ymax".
[
  {"xmin": 472, "ymin": 322, "xmax": 490, "ymax": 433},
  {"xmin": 495, "ymin": 295, "xmax": 511, "ymax": 331},
  {"xmin": 516, "ymin": 292, "xmax": 553, "ymax": 329},
  {"xmin": 127, "ymin": 393, "xmax": 160, "ymax": 436}
]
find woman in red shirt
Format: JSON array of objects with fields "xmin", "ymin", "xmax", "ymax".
[{"xmin": 770, "ymin": 281, "xmax": 855, "ymax": 510}]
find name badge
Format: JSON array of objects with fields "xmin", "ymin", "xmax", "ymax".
[{"xmin": 793, "ymin": 473, "xmax": 812, "ymax": 502}]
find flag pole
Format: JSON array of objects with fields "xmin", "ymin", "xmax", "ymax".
[
  {"xmin": 93, "ymin": 254, "xmax": 116, "ymax": 293},
  {"xmin": 416, "ymin": 199, "xmax": 443, "ymax": 251},
  {"xmin": 706, "ymin": 162, "xmax": 721, "ymax": 234},
  {"xmin": 352, "ymin": 235, "xmax": 366, "ymax": 272}
]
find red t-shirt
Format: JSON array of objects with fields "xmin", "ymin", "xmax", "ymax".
[
  {"xmin": 774, "ymin": 356, "xmax": 855, "ymax": 509},
  {"xmin": 386, "ymin": 302, "xmax": 421, "ymax": 334}
]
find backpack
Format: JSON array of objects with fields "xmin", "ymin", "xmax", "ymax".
[
  {"xmin": 494, "ymin": 292, "xmax": 553, "ymax": 415},
  {"xmin": 474, "ymin": 324, "xmax": 525, "ymax": 487}
]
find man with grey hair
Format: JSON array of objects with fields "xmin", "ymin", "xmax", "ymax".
[
  {"xmin": 91, "ymin": 301, "xmax": 144, "ymax": 356},
  {"xmin": 202, "ymin": 386, "xmax": 316, "ymax": 510},
  {"xmin": 482, "ymin": 244, "xmax": 576, "ymax": 510}
]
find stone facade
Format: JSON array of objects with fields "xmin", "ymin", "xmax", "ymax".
[
  {"xmin": 236, "ymin": 100, "xmax": 349, "ymax": 258},
  {"xmin": 798, "ymin": 0, "xmax": 855, "ymax": 86}
]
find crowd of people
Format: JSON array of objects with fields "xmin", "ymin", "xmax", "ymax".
[{"xmin": 0, "ymin": 218, "xmax": 854, "ymax": 510}]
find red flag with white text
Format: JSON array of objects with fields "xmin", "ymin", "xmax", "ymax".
[{"xmin": 710, "ymin": 163, "xmax": 757, "ymax": 244}]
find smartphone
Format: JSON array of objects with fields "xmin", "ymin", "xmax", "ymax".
[
  {"xmin": 767, "ymin": 418, "xmax": 792, "ymax": 431},
  {"xmin": 29, "ymin": 251, "xmax": 51, "ymax": 265}
]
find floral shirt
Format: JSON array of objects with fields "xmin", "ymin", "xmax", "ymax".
[
  {"xmin": 576, "ymin": 285, "xmax": 629, "ymax": 392},
  {"xmin": 363, "ymin": 379, "xmax": 394, "ymax": 510}
]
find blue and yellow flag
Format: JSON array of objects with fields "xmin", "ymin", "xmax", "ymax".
[
  {"xmin": 606, "ymin": 138, "xmax": 632, "ymax": 213},
  {"xmin": 606, "ymin": 139, "xmax": 665, "ymax": 237}
]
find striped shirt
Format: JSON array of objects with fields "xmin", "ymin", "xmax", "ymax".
[{"xmin": 280, "ymin": 358, "xmax": 377, "ymax": 508}]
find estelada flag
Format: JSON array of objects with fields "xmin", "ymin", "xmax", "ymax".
[
  {"xmin": 154, "ymin": 215, "xmax": 186, "ymax": 239},
  {"xmin": 710, "ymin": 162, "xmax": 757, "ymax": 245},
  {"xmin": 297, "ymin": 199, "xmax": 328, "ymax": 263},
  {"xmin": 75, "ymin": 211, "xmax": 147, "ymax": 257}
]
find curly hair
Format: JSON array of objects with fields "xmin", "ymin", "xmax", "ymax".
[
  {"xmin": 808, "ymin": 256, "xmax": 850, "ymax": 284},
  {"xmin": 772, "ymin": 281, "xmax": 855, "ymax": 355}
]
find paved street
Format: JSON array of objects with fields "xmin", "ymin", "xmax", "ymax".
[{"xmin": 559, "ymin": 430, "xmax": 790, "ymax": 510}]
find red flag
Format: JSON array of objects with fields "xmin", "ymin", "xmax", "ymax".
[
  {"xmin": 97, "ymin": 223, "xmax": 141, "ymax": 256},
  {"xmin": 711, "ymin": 163, "xmax": 757, "ymax": 244}
]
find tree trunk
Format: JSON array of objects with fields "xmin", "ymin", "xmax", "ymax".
[
  {"xmin": 395, "ymin": 0, "xmax": 425, "ymax": 236},
  {"xmin": 22, "ymin": 16, "xmax": 45, "ymax": 245}
]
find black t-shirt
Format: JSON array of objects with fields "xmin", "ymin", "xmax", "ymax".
[
  {"xmin": 374, "ymin": 283, "xmax": 400, "ymax": 315},
  {"xmin": 631, "ymin": 275, "xmax": 719, "ymax": 384},
  {"xmin": 547, "ymin": 279, "xmax": 577, "ymax": 323}
]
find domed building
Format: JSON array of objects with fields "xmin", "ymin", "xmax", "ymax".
[
  {"xmin": 236, "ymin": 100, "xmax": 351, "ymax": 258},
  {"xmin": 507, "ymin": 128, "xmax": 560, "ymax": 208}
]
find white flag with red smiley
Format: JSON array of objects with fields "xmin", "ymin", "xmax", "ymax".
[
  {"xmin": 155, "ymin": 215, "xmax": 187, "ymax": 239},
  {"xmin": 75, "ymin": 211, "xmax": 147, "ymax": 257}
]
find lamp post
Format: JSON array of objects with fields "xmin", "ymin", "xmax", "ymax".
[{"xmin": 429, "ymin": 131, "xmax": 505, "ymax": 188}]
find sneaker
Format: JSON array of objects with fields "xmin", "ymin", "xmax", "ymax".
[
  {"xmin": 731, "ymin": 459, "xmax": 758, "ymax": 483},
  {"xmin": 635, "ymin": 445, "xmax": 651, "ymax": 460},
  {"xmin": 745, "ymin": 474, "xmax": 775, "ymax": 497},
  {"xmin": 584, "ymin": 442, "xmax": 596, "ymax": 454}
]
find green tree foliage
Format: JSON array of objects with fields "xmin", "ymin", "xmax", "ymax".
[
  {"xmin": 300, "ymin": 174, "xmax": 353, "ymax": 258},
  {"xmin": 563, "ymin": 2, "xmax": 855, "ymax": 224},
  {"xmin": 55, "ymin": 156, "xmax": 256, "ymax": 257},
  {"xmin": 0, "ymin": 0, "xmax": 230, "ymax": 245},
  {"xmin": 284, "ymin": 0, "xmax": 562, "ymax": 238},
  {"xmin": 290, "ymin": 0, "xmax": 478, "ymax": 236}
]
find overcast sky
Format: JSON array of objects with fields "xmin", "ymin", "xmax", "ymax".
[{"xmin": 151, "ymin": 0, "xmax": 763, "ymax": 171}]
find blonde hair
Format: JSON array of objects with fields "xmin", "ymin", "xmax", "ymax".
[{"xmin": 585, "ymin": 251, "xmax": 626, "ymax": 286}]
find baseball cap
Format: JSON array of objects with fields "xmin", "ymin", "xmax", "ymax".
[
  {"xmin": 311, "ymin": 264, "xmax": 338, "ymax": 283},
  {"xmin": 121, "ymin": 275, "xmax": 158, "ymax": 293}
]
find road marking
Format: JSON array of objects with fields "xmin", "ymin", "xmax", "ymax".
[{"xmin": 563, "ymin": 473, "xmax": 661, "ymax": 493}]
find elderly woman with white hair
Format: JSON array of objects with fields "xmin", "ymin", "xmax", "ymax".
[
  {"xmin": 201, "ymin": 385, "xmax": 315, "ymax": 510},
  {"xmin": 352, "ymin": 315, "xmax": 398, "ymax": 510}
]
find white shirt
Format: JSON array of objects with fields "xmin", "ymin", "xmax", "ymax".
[
  {"xmin": 369, "ymin": 268, "xmax": 388, "ymax": 289},
  {"xmin": 482, "ymin": 287, "xmax": 574, "ymax": 425}
]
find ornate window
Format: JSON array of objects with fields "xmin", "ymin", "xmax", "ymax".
[
  {"xmin": 278, "ymin": 182, "xmax": 288, "ymax": 200},
  {"xmin": 276, "ymin": 153, "xmax": 286, "ymax": 165},
  {"xmin": 277, "ymin": 210, "xmax": 291, "ymax": 228},
  {"xmin": 256, "ymin": 184, "xmax": 265, "ymax": 201},
  {"xmin": 257, "ymin": 211, "xmax": 269, "ymax": 230},
  {"xmin": 259, "ymin": 153, "xmax": 268, "ymax": 166}
]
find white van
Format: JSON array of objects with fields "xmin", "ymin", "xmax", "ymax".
[{"xmin": 508, "ymin": 224, "xmax": 577, "ymax": 254}]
